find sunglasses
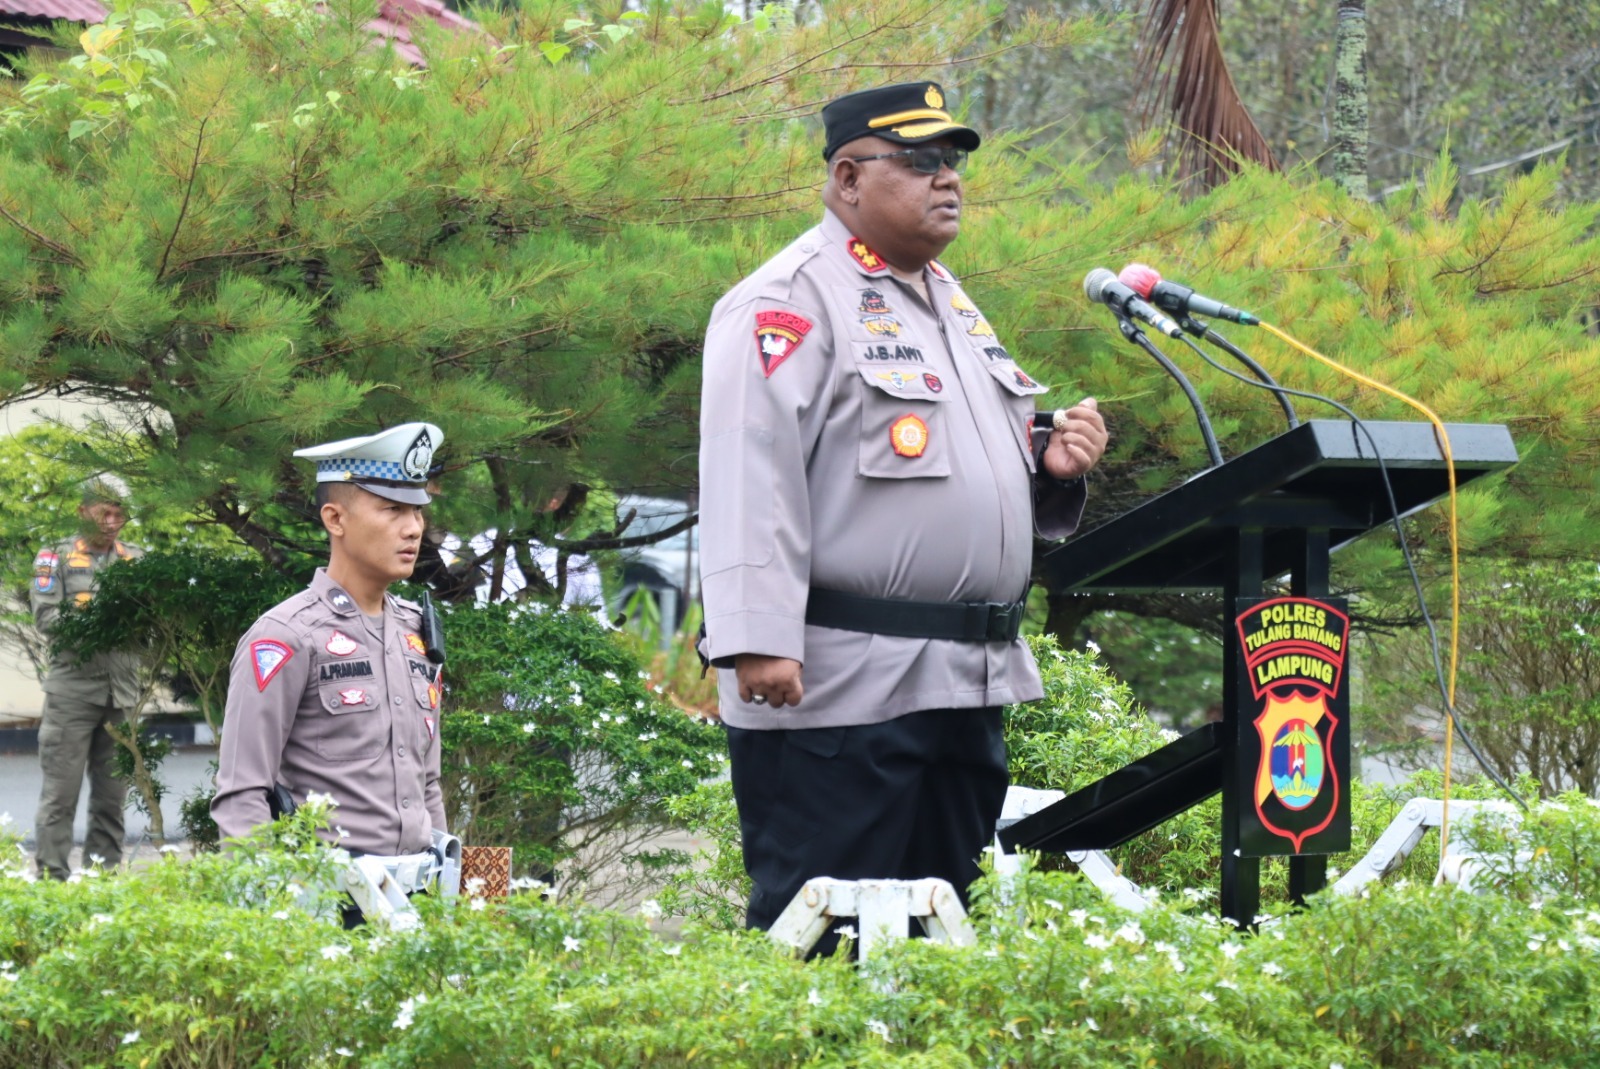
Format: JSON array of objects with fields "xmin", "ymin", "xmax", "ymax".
[{"xmin": 841, "ymin": 145, "xmax": 968, "ymax": 175}]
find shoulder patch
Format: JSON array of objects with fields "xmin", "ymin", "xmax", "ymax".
[
  {"xmin": 754, "ymin": 309, "xmax": 813, "ymax": 378},
  {"xmin": 33, "ymin": 550, "xmax": 58, "ymax": 593},
  {"xmin": 251, "ymin": 639, "xmax": 294, "ymax": 691}
]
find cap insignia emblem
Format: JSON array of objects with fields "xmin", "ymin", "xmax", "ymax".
[
  {"xmin": 925, "ymin": 85, "xmax": 944, "ymax": 108},
  {"xmin": 402, "ymin": 428, "xmax": 434, "ymax": 481}
]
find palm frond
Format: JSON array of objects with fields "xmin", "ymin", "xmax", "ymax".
[{"xmin": 1134, "ymin": 0, "xmax": 1280, "ymax": 190}]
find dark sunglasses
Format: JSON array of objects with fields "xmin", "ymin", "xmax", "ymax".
[{"xmin": 841, "ymin": 145, "xmax": 968, "ymax": 175}]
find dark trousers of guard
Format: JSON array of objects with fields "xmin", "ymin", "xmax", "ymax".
[{"xmin": 726, "ymin": 706, "xmax": 1008, "ymax": 958}]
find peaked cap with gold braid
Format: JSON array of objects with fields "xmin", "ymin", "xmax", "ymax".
[{"xmin": 821, "ymin": 81, "xmax": 981, "ymax": 161}]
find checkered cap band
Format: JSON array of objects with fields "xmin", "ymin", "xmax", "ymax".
[{"xmin": 316, "ymin": 458, "xmax": 411, "ymax": 483}]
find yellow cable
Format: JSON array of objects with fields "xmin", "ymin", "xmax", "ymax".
[{"xmin": 1257, "ymin": 321, "xmax": 1461, "ymax": 868}]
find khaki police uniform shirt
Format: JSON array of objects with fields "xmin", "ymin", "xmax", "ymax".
[
  {"xmin": 30, "ymin": 537, "xmax": 143, "ymax": 709},
  {"xmin": 212, "ymin": 568, "xmax": 446, "ymax": 855},
  {"xmin": 699, "ymin": 210, "xmax": 1087, "ymax": 730}
]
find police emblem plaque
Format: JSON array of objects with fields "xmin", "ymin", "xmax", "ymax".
[{"xmin": 1233, "ymin": 596, "xmax": 1352, "ymax": 856}]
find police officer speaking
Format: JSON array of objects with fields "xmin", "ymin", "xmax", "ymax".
[
  {"xmin": 212, "ymin": 423, "xmax": 449, "ymax": 875},
  {"xmin": 697, "ymin": 82, "xmax": 1109, "ymax": 949},
  {"xmin": 30, "ymin": 475, "xmax": 143, "ymax": 881}
]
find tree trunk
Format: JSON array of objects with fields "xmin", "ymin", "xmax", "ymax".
[
  {"xmin": 1333, "ymin": 0, "xmax": 1370, "ymax": 199},
  {"xmin": 104, "ymin": 720, "xmax": 165, "ymax": 846}
]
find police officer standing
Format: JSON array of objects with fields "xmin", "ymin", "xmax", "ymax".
[
  {"xmin": 698, "ymin": 83, "xmax": 1109, "ymax": 949},
  {"xmin": 212, "ymin": 423, "xmax": 448, "ymax": 865},
  {"xmin": 30, "ymin": 475, "xmax": 143, "ymax": 880}
]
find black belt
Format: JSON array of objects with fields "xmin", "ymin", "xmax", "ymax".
[{"xmin": 805, "ymin": 587, "xmax": 1026, "ymax": 642}]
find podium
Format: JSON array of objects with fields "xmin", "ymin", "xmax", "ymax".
[{"xmin": 1002, "ymin": 420, "xmax": 1519, "ymax": 924}]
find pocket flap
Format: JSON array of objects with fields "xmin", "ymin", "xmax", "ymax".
[{"xmin": 985, "ymin": 361, "xmax": 1050, "ymax": 397}]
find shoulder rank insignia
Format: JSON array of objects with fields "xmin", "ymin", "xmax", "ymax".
[
  {"xmin": 847, "ymin": 237, "xmax": 889, "ymax": 275},
  {"xmin": 251, "ymin": 639, "xmax": 294, "ymax": 691},
  {"xmin": 928, "ymin": 260, "xmax": 954, "ymax": 282},
  {"xmin": 890, "ymin": 414, "xmax": 929, "ymax": 458},
  {"xmin": 326, "ymin": 631, "xmax": 359, "ymax": 656},
  {"xmin": 754, "ymin": 309, "xmax": 813, "ymax": 378}
]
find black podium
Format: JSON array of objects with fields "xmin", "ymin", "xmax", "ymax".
[{"xmin": 1001, "ymin": 420, "xmax": 1519, "ymax": 924}]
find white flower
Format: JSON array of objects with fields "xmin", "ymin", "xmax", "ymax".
[
  {"xmin": 1113, "ymin": 921, "xmax": 1144, "ymax": 945},
  {"xmin": 523, "ymin": 723, "xmax": 537, "ymax": 734},
  {"xmin": 1216, "ymin": 979, "xmax": 1239, "ymax": 991},
  {"xmin": 1199, "ymin": 991, "xmax": 1216, "ymax": 1003},
  {"xmin": 122, "ymin": 1031, "xmax": 140, "ymax": 1045},
  {"xmin": 271, "ymin": 911, "xmax": 290, "ymax": 921},
  {"xmin": 834, "ymin": 925, "xmax": 857, "ymax": 940},
  {"xmin": 393, "ymin": 994, "xmax": 427, "ymax": 1030},
  {"xmin": 466, "ymin": 877, "xmax": 486, "ymax": 895},
  {"xmin": 807, "ymin": 988, "xmax": 823, "ymax": 1007},
  {"xmin": 563, "ymin": 935, "xmax": 581, "ymax": 953},
  {"xmin": 1084, "ymin": 933, "xmax": 1111, "ymax": 950},
  {"xmin": 1084, "ymin": 1017, "xmax": 1099, "ymax": 1032},
  {"xmin": 662, "ymin": 944, "xmax": 682, "ymax": 956},
  {"xmin": 0, "ymin": 813, "xmax": 10, "ymax": 828},
  {"xmin": 89, "ymin": 854, "xmax": 105, "ymax": 866},
  {"xmin": 681, "ymin": 760, "xmax": 694, "ymax": 768},
  {"xmin": 470, "ymin": 898, "xmax": 486, "ymax": 912},
  {"xmin": 1220, "ymin": 941, "xmax": 1243, "ymax": 959},
  {"xmin": 336, "ymin": 1048, "xmax": 354, "ymax": 1058},
  {"xmin": 1068, "ymin": 909, "xmax": 1089, "ymax": 928},
  {"xmin": 187, "ymin": 577, "xmax": 198, "ymax": 586},
  {"xmin": 639, "ymin": 899, "xmax": 663, "ymax": 920},
  {"xmin": 1043, "ymin": 898, "xmax": 1063, "ymax": 911},
  {"xmin": 89, "ymin": 913, "xmax": 113, "ymax": 928},
  {"xmin": 321, "ymin": 945, "xmax": 351, "ymax": 960},
  {"xmin": 1261, "ymin": 961, "xmax": 1284, "ymax": 976},
  {"xmin": 223, "ymin": 952, "xmax": 234, "ymax": 961},
  {"xmin": 866, "ymin": 1019, "xmax": 892, "ymax": 1043},
  {"xmin": 304, "ymin": 791, "xmax": 337, "ymax": 808},
  {"xmin": 604, "ymin": 671, "xmax": 619, "ymax": 682},
  {"xmin": 1098, "ymin": 959, "xmax": 1116, "ymax": 974}
]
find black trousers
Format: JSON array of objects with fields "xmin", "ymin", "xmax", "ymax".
[{"xmin": 726, "ymin": 706, "xmax": 1008, "ymax": 955}]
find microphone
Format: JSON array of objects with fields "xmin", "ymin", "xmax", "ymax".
[
  {"xmin": 1083, "ymin": 268, "xmax": 1183, "ymax": 338},
  {"xmin": 1118, "ymin": 264, "xmax": 1259, "ymax": 326}
]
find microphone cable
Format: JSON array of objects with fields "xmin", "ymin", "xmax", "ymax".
[{"xmin": 1170, "ymin": 327, "xmax": 1529, "ymax": 836}]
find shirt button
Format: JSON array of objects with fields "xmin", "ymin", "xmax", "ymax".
[
  {"xmin": 397, "ymin": 746, "xmax": 407, "ymax": 757},
  {"xmin": 401, "ymin": 798, "xmax": 411, "ymax": 809},
  {"xmin": 394, "ymin": 696, "xmax": 402, "ymax": 705},
  {"xmin": 800, "ymin": 243, "xmax": 814, "ymax": 253}
]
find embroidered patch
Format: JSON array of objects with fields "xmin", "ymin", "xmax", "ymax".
[
  {"xmin": 339, "ymin": 688, "xmax": 367, "ymax": 706},
  {"xmin": 424, "ymin": 715, "xmax": 436, "ymax": 740},
  {"xmin": 968, "ymin": 316, "xmax": 996, "ymax": 338},
  {"xmin": 875, "ymin": 370, "xmax": 917, "ymax": 391},
  {"xmin": 860, "ymin": 315, "xmax": 900, "ymax": 338},
  {"xmin": 928, "ymin": 260, "xmax": 953, "ymax": 283},
  {"xmin": 405, "ymin": 633, "xmax": 428, "ymax": 657},
  {"xmin": 326, "ymin": 630, "xmax": 358, "ymax": 656},
  {"xmin": 950, "ymin": 292, "xmax": 979, "ymax": 318},
  {"xmin": 33, "ymin": 550, "xmax": 57, "ymax": 593},
  {"xmin": 923, "ymin": 373, "xmax": 944, "ymax": 393},
  {"xmin": 847, "ymin": 237, "xmax": 889, "ymax": 274},
  {"xmin": 858, "ymin": 288, "xmax": 892, "ymax": 315},
  {"xmin": 427, "ymin": 682, "xmax": 441, "ymax": 710},
  {"xmin": 1014, "ymin": 370, "xmax": 1039, "ymax": 390},
  {"xmin": 890, "ymin": 414, "xmax": 929, "ymax": 458},
  {"xmin": 66, "ymin": 553, "xmax": 92, "ymax": 570},
  {"xmin": 251, "ymin": 639, "xmax": 294, "ymax": 692},
  {"xmin": 754, "ymin": 309, "xmax": 813, "ymax": 378},
  {"xmin": 73, "ymin": 591, "xmax": 93, "ymax": 607},
  {"xmin": 329, "ymin": 590, "xmax": 353, "ymax": 611}
]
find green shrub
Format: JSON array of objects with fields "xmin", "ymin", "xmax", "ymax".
[
  {"xmin": 1, "ymin": 807, "xmax": 1597, "ymax": 1068},
  {"xmin": 438, "ymin": 601, "xmax": 726, "ymax": 901}
]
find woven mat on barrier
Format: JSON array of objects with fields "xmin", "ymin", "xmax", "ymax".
[{"xmin": 460, "ymin": 846, "xmax": 512, "ymax": 898}]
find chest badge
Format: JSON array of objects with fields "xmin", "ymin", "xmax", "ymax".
[
  {"xmin": 858, "ymin": 288, "xmax": 892, "ymax": 315},
  {"xmin": 890, "ymin": 414, "xmax": 930, "ymax": 458},
  {"xmin": 405, "ymin": 633, "xmax": 428, "ymax": 657},
  {"xmin": 860, "ymin": 315, "xmax": 900, "ymax": 338},
  {"xmin": 875, "ymin": 370, "xmax": 916, "ymax": 391},
  {"xmin": 428, "ymin": 681, "xmax": 441, "ymax": 710},
  {"xmin": 326, "ymin": 631, "xmax": 359, "ymax": 656},
  {"xmin": 424, "ymin": 715, "xmax": 436, "ymax": 740},
  {"xmin": 923, "ymin": 373, "xmax": 944, "ymax": 393},
  {"xmin": 754, "ymin": 309, "xmax": 813, "ymax": 378},
  {"xmin": 339, "ymin": 688, "xmax": 367, "ymax": 706},
  {"xmin": 968, "ymin": 316, "xmax": 996, "ymax": 337},
  {"xmin": 950, "ymin": 292, "xmax": 979, "ymax": 318},
  {"xmin": 1015, "ymin": 369, "xmax": 1040, "ymax": 390}
]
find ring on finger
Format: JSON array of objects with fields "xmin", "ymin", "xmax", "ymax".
[{"xmin": 752, "ymin": 694, "xmax": 768, "ymax": 705}]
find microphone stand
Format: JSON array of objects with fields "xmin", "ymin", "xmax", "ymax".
[
  {"xmin": 1115, "ymin": 313, "xmax": 1224, "ymax": 469},
  {"xmin": 1178, "ymin": 315, "xmax": 1300, "ymax": 429}
]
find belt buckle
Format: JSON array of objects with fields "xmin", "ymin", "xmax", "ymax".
[{"xmin": 984, "ymin": 601, "xmax": 1021, "ymax": 642}]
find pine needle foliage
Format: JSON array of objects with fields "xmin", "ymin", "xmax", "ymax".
[{"xmin": 0, "ymin": 0, "xmax": 1597, "ymax": 593}]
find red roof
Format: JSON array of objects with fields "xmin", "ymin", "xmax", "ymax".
[{"xmin": 0, "ymin": 0, "xmax": 478, "ymax": 65}]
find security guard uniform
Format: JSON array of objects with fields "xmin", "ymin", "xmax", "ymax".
[
  {"xmin": 212, "ymin": 424, "xmax": 447, "ymax": 856},
  {"xmin": 30, "ymin": 535, "xmax": 142, "ymax": 879},
  {"xmin": 698, "ymin": 82, "xmax": 1092, "ymax": 941}
]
